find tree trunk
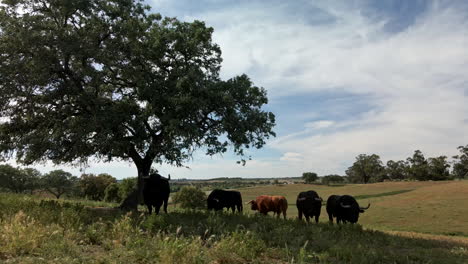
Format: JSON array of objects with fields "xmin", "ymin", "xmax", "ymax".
[
  {"xmin": 119, "ymin": 161, "xmax": 151, "ymax": 211},
  {"xmin": 137, "ymin": 162, "xmax": 151, "ymax": 203}
]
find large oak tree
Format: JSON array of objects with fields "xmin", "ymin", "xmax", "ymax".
[{"xmin": 0, "ymin": 0, "xmax": 275, "ymax": 207}]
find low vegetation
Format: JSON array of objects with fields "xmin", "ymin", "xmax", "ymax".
[{"xmin": 0, "ymin": 192, "xmax": 467, "ymax": 263}]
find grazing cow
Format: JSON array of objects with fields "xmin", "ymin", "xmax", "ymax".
[
  {"xmin": 143, "ymin": 173, "xmax": 170, "ymax": 215},
  {"xmin": 296, "ymin": 190, "xmax": 323, "ymax": 223},
  {"xmin": 326, "ymin": 195, "xmax": 370, "ymax": 224},
  {"xmin": 207, "ymin": 189, "xmax": 243, "ymax": 213},
  {"xmin": 248, "ymin": 195, "xmax": 288, "ymax": 219}
]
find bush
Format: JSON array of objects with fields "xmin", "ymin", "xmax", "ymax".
[
  {"xmin": 118, "ymin": 177, "xmax": 137, "ymax": 201},
  {"xmin": 79, "ymin": 173, "xmax": 116, "ymax": 201},
  {"xmin": 104, "ymin": 183, "xmax": 121, "ymax": 203},
  {"xmin": 172, "ymin": 186, "xmax": 206, "ymax": 209}
]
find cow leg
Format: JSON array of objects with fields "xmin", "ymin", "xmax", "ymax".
[
  {"xmin": 163, "ymin": 197, "xmax": 169, "ymax": 214},
  {"xmin": 283, "ymin": 210, "xmax": 287, "ymax": 220},
  {"xmin": 231, "ymin": 206, "xmax": 236, "ymax": 213},
  {"xmin": 298, "ymin": 210, "xmax": 303, "ymax": 221},
  {"xmin": 314, "ymin": 215, "xmax": 319, "ymax": 223},
  {"xmin": 155, "ymin": 200, "xmax": 163, "ymax": 215},
  {"xmin": 305, "ymin": 215, "xmax": 310, "ymax": 223},
  {"xmin": 147, "ymin": 205, "xmax": 153, "ymax": 214},
  {"xmin": 237, "ymin": 204, "xmax": 243, "ymax": 213},
  {"xmin": 328, "ymin": 213, "xmax": 333, "ymax": 223}
]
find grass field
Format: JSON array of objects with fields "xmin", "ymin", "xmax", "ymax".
[
  {"xmin": 1, "ymin": 181, "xmax": 467, "ymax": 263},
  {"xmin": 236, "ymin": 180, "xmax": 468, "ymax": 237}
]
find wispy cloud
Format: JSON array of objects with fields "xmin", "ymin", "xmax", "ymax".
[{"xmin": 183, "ymin": 0, "xmax": 468, "ymax": 176}]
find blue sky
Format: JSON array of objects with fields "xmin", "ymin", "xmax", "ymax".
[{"xmin": 7, "ymin": 0, "xmax": 468, "ymax": 179}]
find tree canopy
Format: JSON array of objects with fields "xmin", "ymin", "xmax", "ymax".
[
  {"xmin": 0, "ymin": 164, "xmax": 41, "ymax": 193},
  {"xmin": 41, "ymin": 169, "xmax": 77, "ymax": 199},
  {"xmin": 452, "ymin": 145, "xmax": 468, "ymax": 179},
  {"xmin": 302, "ymin": 172, "xmax": 318, "ymax": 183},
  {"xmin": 0, "ymin": 0, "xmax": 275, "ymax": 205},
  {"xmin": 346, "ymin": 154, "xmax": 384, "ymax": 184}
]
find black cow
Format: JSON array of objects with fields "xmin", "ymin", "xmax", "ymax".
[
  {"xmin": 326, "ymin": 195, "xmax": 370, "ymax": 224},
  {"xmin": 143, "ymin": 173, "xmax": 170, "ymax": 215},
  {"xmin": 207, "ymin": 189, "xmax": 243, "ymax": 213},
  {"xmin": 296, "ymin": 190, "xmax": 323, "ymax": 223}
]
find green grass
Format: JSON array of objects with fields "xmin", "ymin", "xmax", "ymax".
[
  {"xmin": 1, "ymin": 192, "xmax": 468, "ymax": 263},
  {"xmin": 238, "ymin": 180, "xmax": 468, "ymax": 237}
]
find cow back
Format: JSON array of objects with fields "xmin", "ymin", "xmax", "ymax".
[
  {"xmin": 143, "ymin": 174, "xmax": 170, "ymax": 204},
  {"xmin": 256, "ymin": 195, "xmax": 287, "ymax": 213},
  {"xmin": 207, "ymin": 189, "xmax": 242, "ymax": 210}
]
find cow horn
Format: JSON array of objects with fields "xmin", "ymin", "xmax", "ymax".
[
  {"xmin": 314, "ymin": 197, "xmax": 322, "ymax": 201},
  {"xmin": 246, "ymin": 200, "xmax": 254, "ymax": 205},
  {"xmin": 359, "ymin": 203, "xmax": 371, "ymax": 210},
  {"xmin": 340, "ymin": 202, "xmax": 351, "ymax": 208}
]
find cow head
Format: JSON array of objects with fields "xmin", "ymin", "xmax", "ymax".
[{"xmin": 247, "ymin": 200, "xmax": 258, "ymax": 211}]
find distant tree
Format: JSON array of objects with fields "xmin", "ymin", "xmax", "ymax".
[
  {"xmin": 385, "ymin": 160, "xmax": 409, "ymax": 181},
  {"xmin": 173, "ymin": 186, "xmax": 207, "ymax": 209},
  {"xmin": 0, "ymin": 0, "xmax": 275, "ymax": 210},
  {"xmin": 0, "ymin": 164, "xmax": 21, "ymax": 192},
  {"xmin": 302, "ymin": 172, "xmax": 318, "ymax": 183},
  {"xmin": 41, "ymin": 170, "xmax": 76, "ymax": 199},
  {"xmin": 19, "ymin": 168, "xmax": 42, "ymax": 194},
  {"xmin": 452, "ymin": 145, "xmax": 468, "ymax": 179},
  {"xmin": 427, "ymin": 156, "xmax": 450, "ymax": 181},
  {"xmin": 104, "ymin": 183, "xmax": 121, "ymax": 203},
  {"xmin": 0, "ymin": 165, "xmax": 41, "ymax": 193},
  {"xmin": 346, "ymin": 154, "xmax": 384, "ymax": 183},
  {"xmin": 407, "ymin": 150, "xmax": 429, "ymax": 181},
  {"xmin": 79, "ymin": 173, "xmax": 117, "ymax": 201},
  {"xmin": 322, "ymin": 174, "xmax": 345, "ymax": 185}
]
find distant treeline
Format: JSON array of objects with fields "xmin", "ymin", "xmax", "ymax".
[
  {"xmin": 341, "ymin": 145, "xmax": 468, "ymax": 183},
  {"xmin": 0, "ymin": 166, "xmax": 135, "ymax": 203}
]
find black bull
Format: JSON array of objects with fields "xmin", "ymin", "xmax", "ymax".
[
  {"xmin": 326, "ymin": 195, "xmax": 370, "ymax": 224},
  {"xmin": 207, "ymin": 189, "xmax": 243, "ymax": 213},
  {"xmin": 296, "ymin": 190, "xmax": 323, "ymax": 223},
  {"xmin": 143, "ymin": 173, "xmax": 170, "ymax": 215}
]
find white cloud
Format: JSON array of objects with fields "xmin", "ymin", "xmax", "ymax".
[
  {"xmin": 280, "ymin": 152, "xmax": 303, "ymax": 162},
  {"xmin": 305, "ymin": 120, "xmax": 335, "ymax": 129}
]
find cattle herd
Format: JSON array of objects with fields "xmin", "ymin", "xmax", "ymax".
[{"xmin": 143, "ymin": 173, "xmax": 371, "ymax": 224}]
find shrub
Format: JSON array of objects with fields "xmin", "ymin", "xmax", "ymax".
[
  {"xmin": 79, "ymin": 173, "xmax": 117, "ymax": 201},
  {"xmin": 172, "ymin": 186, "xmax": 207, "ymax": 209},
  {"xmin": 104, "ymin": 183, "xmax": 121, "ymax": 203},
  {"xmin": 118, "ymin": 177, "xmax": 137, "ymax": 201}
]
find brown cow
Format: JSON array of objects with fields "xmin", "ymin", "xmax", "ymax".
[{"xmin": 248, "ymin": 195, "xmax": 288, "ymax": 219}]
